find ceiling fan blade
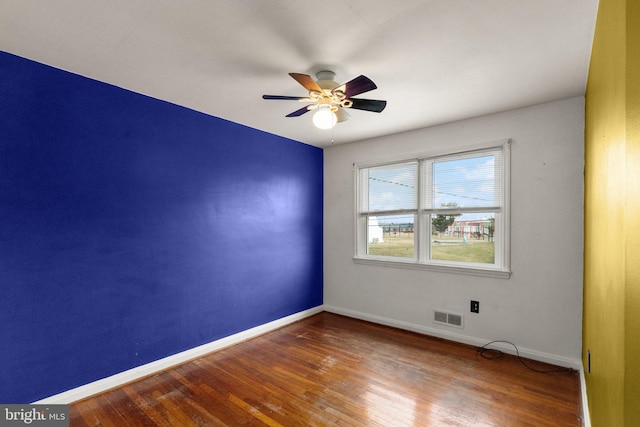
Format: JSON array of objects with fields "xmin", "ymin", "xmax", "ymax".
[
  {"xmin": 348, "ymin": 98, "xmax": 387, "ymax": 113},
  {"xmin": 286, "ymin": 105, "xmax": 312, "ymax": 117},
  {"xmin": 335, "ymin": 108, "xmax": 350, "ymax": 123},
  {"xmin": 336, "ymin": 75, "xmax": 378, "ymax": 98},
  {"xmin": 263, "ymin": 95, "xmax": 308, "ymax": 101},
  {"xmin": 289, "ymin": 73, "xmax": 324, "ymax": 93}
]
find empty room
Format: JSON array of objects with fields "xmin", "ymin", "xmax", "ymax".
[{"xmin": 1, "ymin": 1, "xmax": 639, "ymax": 426}]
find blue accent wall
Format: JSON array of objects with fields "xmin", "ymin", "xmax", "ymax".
[{"xmin": 0, "ymin": 51, "xmax": 323, "ymax": 403}]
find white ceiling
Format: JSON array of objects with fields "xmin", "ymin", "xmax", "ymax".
[{"xmin": 1, "ymin": 0, "xmax": 598, "ymax": 148}]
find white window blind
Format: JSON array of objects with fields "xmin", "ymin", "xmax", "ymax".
[
  {"xmin": 424, "ymin": 149, "xmax": 503, "ymax": 211},
  {"xmin": 360, "ymin": 162, "xmax": 417, "ymax": 213}
]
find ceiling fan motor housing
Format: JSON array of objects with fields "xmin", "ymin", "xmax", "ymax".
[
  {"xmin": 315, "ymin": 70, "xmax": 337, "ymax": 85},
  {"xmin": 314, "ymin": 71, "xmax": 351, "ymax": 109}
]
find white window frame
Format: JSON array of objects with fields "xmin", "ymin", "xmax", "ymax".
[{"xmin": 354, "ymin": 139, "xmax": 511, "ymax": 278}]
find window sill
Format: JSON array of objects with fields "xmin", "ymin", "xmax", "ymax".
[{"xmin": 352, "ymin": 257, "xmax": 511, "ymax": 279}]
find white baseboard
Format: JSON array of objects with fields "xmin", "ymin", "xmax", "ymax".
[
  {"xmin": 324, "ymin": 305, "xmax": 583, "ymax": 370},
  {"xmin": 580, "ymin": 365, "xmax": 591, "ymax": 427},
  {"xmin": 33, "ymin": 305, "xmax": 324, "ymax": 404},
  {"xmin": 35, "ymin": 303, "xmax": 590, "ymax": 426},
  {"xmin": 327, "ymin": 305, "xmax": 592, "ymax": 426}
]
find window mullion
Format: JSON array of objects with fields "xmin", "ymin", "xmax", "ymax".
[
  {"xmin": 424, "ymin": 206, "xmax": 501, "ymax": 215},
  {"xmin": 421, "ymin": 159, "xmax": 433, "ymax": 263},
  {"xmin": 359, "ymin": 209, "xmax": 417, "ymax": 217},
  {"xmin": 415, "ymin": 161, "xmax": 422, "ymax": 262}
]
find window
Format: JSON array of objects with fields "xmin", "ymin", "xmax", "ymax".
[{"xmin": 355, "ymin": 140, "xmax": 510, "ymax": 277}]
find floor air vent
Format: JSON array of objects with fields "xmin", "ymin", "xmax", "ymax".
[{"xmin": 433, "ymin": 310, "xmax": 464, "ymax": 328}]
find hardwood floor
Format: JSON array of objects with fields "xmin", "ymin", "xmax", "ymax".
[{"xmin": 70, "ymin": 312, "xmax": 582, "ymax": 426}]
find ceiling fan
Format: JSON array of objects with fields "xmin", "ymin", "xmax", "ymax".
[{"xmin": 262, "ymin": 71, "xmax": 387, "ymax": 129}]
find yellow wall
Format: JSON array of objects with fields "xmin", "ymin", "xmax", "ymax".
[
  {"xmin": 584, "ymin": 0, "xmax": 640, "ymax": 425},
  {"xmin": 623, "ymin": 0, "xmax": 640, "ymax": 424}
]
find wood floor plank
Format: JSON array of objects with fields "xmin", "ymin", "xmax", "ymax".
[
  {"xmin": 70, "ymin": 312, "xmax": 582, "ymax": 426},
  {"xmin": 121, "ymin": 384, "xmax": 174, "ymax": 427}
]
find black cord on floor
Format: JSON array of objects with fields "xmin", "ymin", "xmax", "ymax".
[{"xmin": 477, "ymin": 340, "xmax": 574, "ymax": 374}]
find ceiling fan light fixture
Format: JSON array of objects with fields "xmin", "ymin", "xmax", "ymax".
[{"xmin": 312, "ymin": 105, "xmax": 337, "ymax": 129}]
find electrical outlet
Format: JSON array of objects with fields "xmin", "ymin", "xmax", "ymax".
[{"xmin": 470, "ymin": 300, "xmax": 480, "ymax": 313}]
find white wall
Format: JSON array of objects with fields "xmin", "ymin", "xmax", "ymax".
[{"xmin": 324, "ymin": 97, "xmax": 584, "ymax": 366}]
